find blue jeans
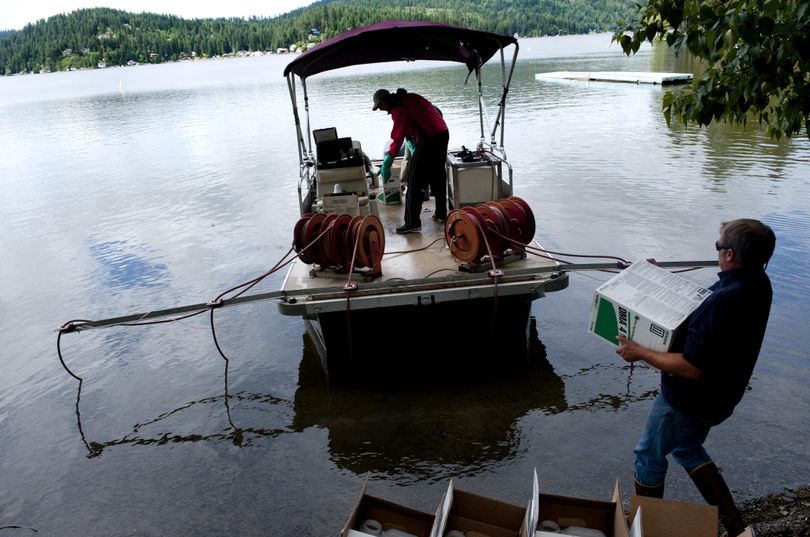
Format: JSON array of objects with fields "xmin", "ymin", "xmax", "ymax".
[{"xmin": 634, "ymin": 394, "xmax": 713, "ymax": 486}]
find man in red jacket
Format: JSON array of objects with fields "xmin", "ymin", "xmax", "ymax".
[{"xmin": 373, "ymin": 88, "xmax": 449, "ymax": 234}]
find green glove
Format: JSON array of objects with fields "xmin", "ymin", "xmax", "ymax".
[
  {"xmin": 405, "ymin": 138, "xmax": 416, "ymax": 155},
  {"xmin": 378, "ymin": 154, "xmax": 394, "ymax": 182}
]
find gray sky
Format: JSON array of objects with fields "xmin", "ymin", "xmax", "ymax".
[{"xmin": 1, "ymin": 0, "xmax": 316, "ymax": 30}]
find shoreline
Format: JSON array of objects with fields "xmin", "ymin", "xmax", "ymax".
[
  {"xmin": 5, "ymin": 49, "xmax": 296, "ymax": 76},
  {"xmin": 739, "ymin": 485, "xmax": 810, "ymax": 536}
]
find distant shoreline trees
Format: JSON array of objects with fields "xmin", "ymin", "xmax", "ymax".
[{"xmin": 1, "ymin": 0, "xmax": 636, "ymax": 75}]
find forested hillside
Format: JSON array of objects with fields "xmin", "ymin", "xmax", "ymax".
[{"xmin": 0, "ymin": 0, "xmax": 636, "ymax": 75}]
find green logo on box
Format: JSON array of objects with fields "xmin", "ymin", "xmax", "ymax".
[{"xmin": 593, "ymin": 297, "xmax": 619, "ymax": 346}]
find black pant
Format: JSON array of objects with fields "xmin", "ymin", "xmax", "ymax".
[{"xmin": 404, "ymin": 130, "xmax": 449, "ymax": 227}]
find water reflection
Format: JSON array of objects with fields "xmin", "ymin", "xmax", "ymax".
[
  {"xmin": 68, "ymin": 315, "xmax": 659, "ymax": 471},
  {"xmin": 665, "ymin": 119, "xmax": 803, "ymax": 187},
  {"xmin": 90, "ymin": 239, "xmax": 169, "ymax": 289},
  {"xmin": 560, "ymin": 362, "xmax": 658, "ymax": 413},
  {"xmin": 291, "ymin": 318, "xmax": 566, "ymax": 481},
  {"xmin": 71, "ymin": 357, "xmax": 293, "ymax": 458}
]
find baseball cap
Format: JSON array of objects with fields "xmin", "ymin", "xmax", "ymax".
[{"xmin": 372, "ymin": 89, "xmax": 390, "ymax": 110}]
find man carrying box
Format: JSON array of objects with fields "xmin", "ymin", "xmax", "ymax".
[{"xmin": 615, "ymin": 219, "xmax": 776, "ymax": 537}]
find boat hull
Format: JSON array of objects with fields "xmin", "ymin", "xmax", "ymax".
[{"xmin": 302, "ymin": 286, "xmax": 567, "ymax": 382}]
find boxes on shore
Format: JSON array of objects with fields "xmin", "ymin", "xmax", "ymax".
[
  {"xmin": 433, "ymin": 480, "xmax": 532, "ymax": 537},
  {"xmin": 629, "ymin": 496, "xmax": 716, "ymax": 537},
  {"xmin": 589, "ymin": 260, "xmax": 712, "ymax": 352},
  {"xmin": 339, "ymin": 472, "xmax": 755, "ymax": 537},
  {"xmin": 341, "ymin": 480, "xmax": 434, "ymax": 537},
  {"xmin": 529, "ymin": 470, "xmax": 630, "ymax": 537}
]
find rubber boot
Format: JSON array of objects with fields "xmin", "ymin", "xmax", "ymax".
[
  {"xmin": 689, "ymin": 462, "xmax": 746, "ymax": 537},
  {"xmin": 634, "ymin": 476, "xmax": 665, "ymax": 498}
]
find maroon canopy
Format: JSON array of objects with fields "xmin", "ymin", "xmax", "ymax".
[{"xmin": 283, "ymin": 20, "xmax": 517, "ymax": 79}]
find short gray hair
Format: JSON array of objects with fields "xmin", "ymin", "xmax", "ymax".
[{"xmin": 720, "ymin": 219, "xmax": 776, "ymax": 269}]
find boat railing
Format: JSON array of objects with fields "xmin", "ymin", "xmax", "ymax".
[
  {"xmin": 476, "ymin": 143, "xmax": 513, "ymax": 197},
  {"xmin": 297, "ymin": 158, "xmax": 317, "ymax": 216}
]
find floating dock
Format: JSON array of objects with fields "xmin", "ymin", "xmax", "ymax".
[{"xmin": 535, "ymin": 71, "xmax": 693, "ymax": 85}]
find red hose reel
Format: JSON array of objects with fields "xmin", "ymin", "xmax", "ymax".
[
  {"xmin": 293, "ymin": 213, "xmax": 385, "ymax": 277},
  {"xmin": 444, "ymin": 196, "xmax": 536, "ymax": 265}
]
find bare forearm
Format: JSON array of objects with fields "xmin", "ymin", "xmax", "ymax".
[
  {"xmin": 637, "ymin": 348, "xmax": 703, "ymax": 380},
  {"xmin": 616, "ymin": 335, "xmax": 703, "ymax": 380}
]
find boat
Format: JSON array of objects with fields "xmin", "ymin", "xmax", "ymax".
[{"xmin": 279, "ymin": 21, "xmax": 570, "ymax": 380}]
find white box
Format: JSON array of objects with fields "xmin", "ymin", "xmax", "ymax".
[
  {"xmin": 589, "ymin": 261, "xmax": 712, "ymax": 352},
  {"xmin": 371, "ymin": 158, "xmax": 403, "ymax": 205},
  {"xmin": 323, "ymin": 193, "xmax": 359, "ymax": 215},
  {"xmin": 446, "ymin": 151, "xmax": 504, "ymax": 207},
  {"xmin": 379, "ymin": 176, "xmax": 401, "ymax": 204},
  {"xmin": 317, "ymin": 165, "xmax": 367, "ymax": 199}
]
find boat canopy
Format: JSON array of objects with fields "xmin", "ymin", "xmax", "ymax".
[
  {"xmin": 283, "ymin": 20, "xmax": 517, "ymax": 79},
  {"xmin": 284, "ymin": 20, "xmax": 520, "ymax": 208}
]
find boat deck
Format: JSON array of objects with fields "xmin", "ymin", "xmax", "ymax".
[{"xmin": 278, "ymin": 191, "xmax": 566, "ymax": 316}]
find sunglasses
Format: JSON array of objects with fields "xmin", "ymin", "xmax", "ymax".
[{"xmin": 715, "ymin": 241, "xmax": 733, "ymax": 251}]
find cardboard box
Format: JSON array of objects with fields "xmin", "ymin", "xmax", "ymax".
[
  {"xmin": 431, "ymin": 480, "xmax": 532, "ymax": 537},
  {"xmin": 629, "ymin": 496, "xmax": 716, "ymax": 537},
  {"xmin": 379, "ymin": 175, "xmax": 402, "ymax": 205},
  {"xmin": 589, "ymin": 261, "xmax": 712, "ymax": 352},
  {"xmin": 528, "ymin": 470, "xmax": 629, "ymax": 537},
  {"xmin": 369, "ymin": 156, "xmax": 403, "ymax": 205},
  {"xmin": 339, "ymin": 476, "xmax": 753, "ymax": 537},
  {"xmin": 341, "ymin": 481, "xmax": 435, "ymax": 537},
  {"xmin": 374, "ymin": 157, "xmax": 402, "ymax": 205}
]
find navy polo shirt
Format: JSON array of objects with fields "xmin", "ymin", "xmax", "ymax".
[{"xmin": 661, "ymin": 268, "xmax": 772, "ymax": 424}]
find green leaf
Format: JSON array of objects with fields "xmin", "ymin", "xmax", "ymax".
[
  {"xmin": 799, "ymin": 2, "xmax": 809, "ymax": 22},
  {"xmin": 759, "ymin": 17, "xmax": 775, "ymax": 34},
  {"xmin": 619, "ymin": 34, "xmax": 632, "ymax": 55}
]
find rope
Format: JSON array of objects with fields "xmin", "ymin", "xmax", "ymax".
[
  {"xmin": 56, "ymin": 213, "xmax": 717, "ymax": 387},
  {"xmin": 55, "ymin": 222, "xmax": 338, "ymax": 409},
  {"xmin": 383, "ymin": 237, "xmax": 444, "ymax": 256},
  {"xmin": 208, "ymin": 308, "xmax": 238, "ymax": 431},
  {"xmin": 342, "ymin": 216, "xmax": 369, "ymax": 360},
  {"xmin": 467, "ymin": 215, "xmax": 501, "ymax": 322},
  {"xmin": 487, "ymin": 226, "xmax": 631, "ymax": 266},
  {"xmin": 56, "ymin": 322, "xmax": 88, "ymax": 381},
  {"xmin": 77, "ymin": 387, "xmax": 293, "ymax": 457}
]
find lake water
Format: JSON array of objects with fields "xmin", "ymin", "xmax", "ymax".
[{"xmin": 1, "ymin": 33, "xmax": 809, "ymax": 535}]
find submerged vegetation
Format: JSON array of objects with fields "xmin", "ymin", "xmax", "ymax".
[{"xmin": 0, "ymin": 0, "xmax": 636, "ymax": 75}]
